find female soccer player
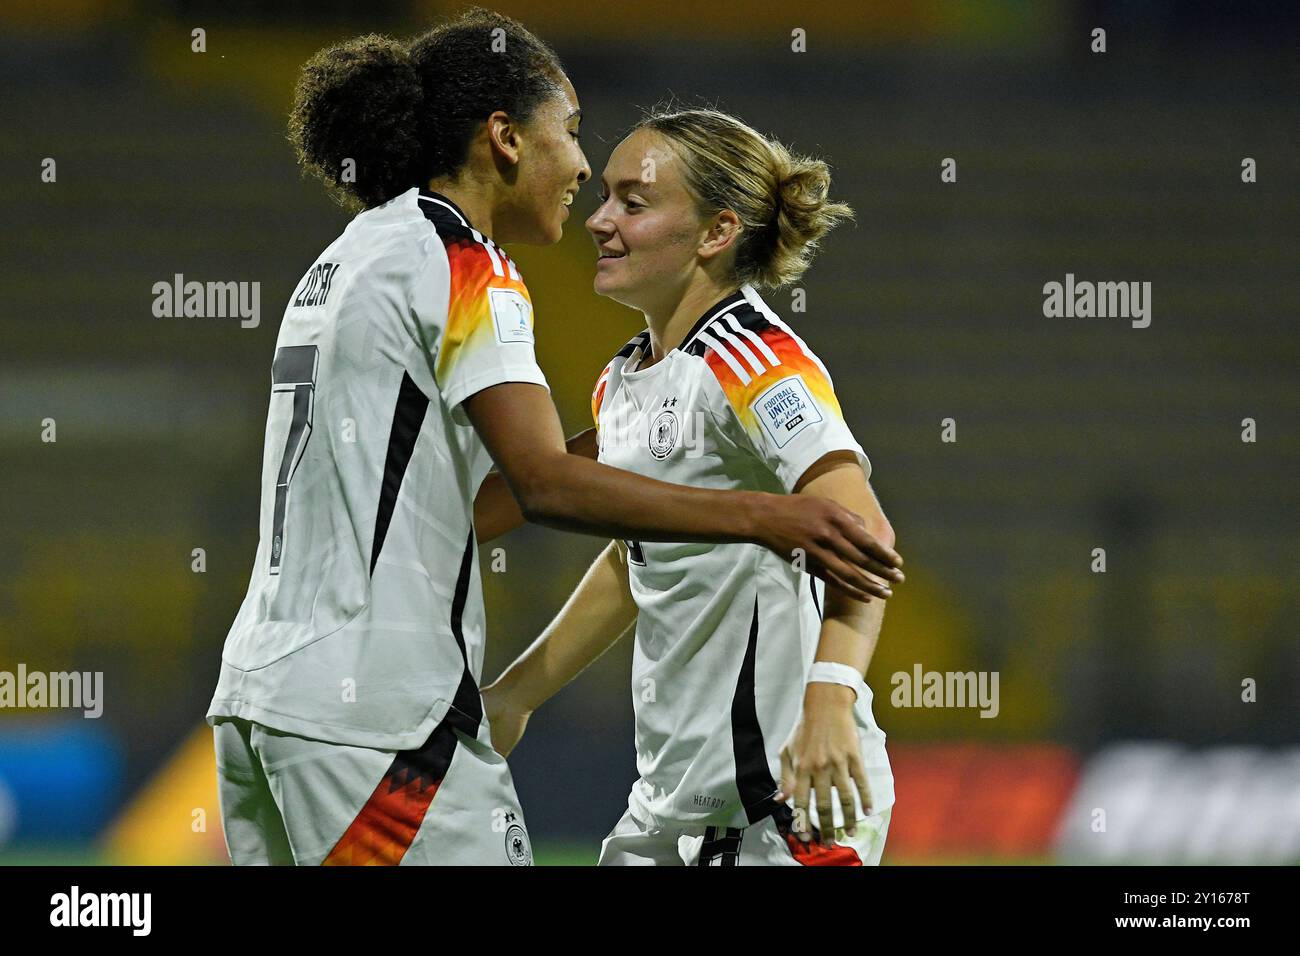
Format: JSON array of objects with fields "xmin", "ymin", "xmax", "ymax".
[
  {"xmin": 206, "ymin": 12, "xmax": 901, "ymax": 867},
  {"xmin": 483, "ymin": 108, "xmax": 899, "ymax": 865}
]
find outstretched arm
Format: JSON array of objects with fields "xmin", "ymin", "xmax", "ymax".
[
  {"xmin": 474, "ymin": 428, "xmax": 597, "ymax": 543},
  {"xmin": 463, "ymin": 382, "xmax": 903, "ymax": 604}
]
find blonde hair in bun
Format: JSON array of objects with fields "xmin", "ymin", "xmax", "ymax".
[{"xmin": 637, "ymin": 106, "xmax": 854, "ymax": 288}]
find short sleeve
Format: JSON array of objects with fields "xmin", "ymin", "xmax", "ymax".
[
  {"xmin": 430, "ymin": 235, "xmax": 549, "ymax": 416},
  {"xmin": 701, "ymin": 319, "xmax": 870, "ymax": 492},
  {"xmin": 591, "ymin": 363, "xmax": 612, "ymax": 429}
]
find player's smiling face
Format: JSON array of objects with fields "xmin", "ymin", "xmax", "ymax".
[
  {"xmin": 586, "ymin": 128, "xmax": 710, "ymax": 313},
  {"xmin": 506, "ymin": 76, "xmax": 590, "ymax": 245}
]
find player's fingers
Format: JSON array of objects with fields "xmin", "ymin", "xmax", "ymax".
[
  {"xmin": 828, "ymin": 552, "xmax": 895, "ymax": 599},
  {"xmin": 820, "ymin": 571, "xmax": 874, "ymax": 605},
  {"xmin": 778, "ymin": 747, "xmax": 796, "ymax": 803},
  {"xmin": 814, "ymin": 767, "xmax": 837, "ymax": 845},
  {"xmin": 816, "ymin": 524, "xmax": 895, "ymax": 583},
  {"xmin": 838, "ymin": 518, "xmax": 905, "ymax": 579},
  {"xmin": 833, "ymin": 763, "xmax": 858, "ymax": 838},
  {"xmin": 822, "ymin": 538, "xmax": 902, "ymax": 585},
  {"xmin": 849, "ymin": 754, "xmax": 873, "ymax": 819},
  {"xmin": 793, "ymin": 771, "xmax": 813, "ymax": 843},
  {"xmin": 817, "ymin": 554, "xmax": 891, "ymax": 602},
  {"xmin": 862, "ymin": 558, "xmax": 906, "ymax": 583}
]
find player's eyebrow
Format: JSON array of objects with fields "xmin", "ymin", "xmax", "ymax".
[
  {"xmin": 566, "ymin": 108, "xmax": 583, "ymax": 123},
  {"xmin": 601, "ymin": 176, "xmax": 656, "ymax": 192}
]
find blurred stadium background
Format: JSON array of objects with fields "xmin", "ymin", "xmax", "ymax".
[{"xmin": 0, "ymin": 0, "xmax": 1297, "ymax": 865}]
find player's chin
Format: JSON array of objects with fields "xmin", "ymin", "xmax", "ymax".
[
  {"xmin": 536, "ymin": 218, "xmax": 565, "ymax": 245},
  {"xmin": 592, "ymin": 273, "xmax": 633, "ymax": 306},
  {"xmin": 551, "ymin": 216, "xmax": 570, "ymax": 244},
  {"xmin": 519, "ymin": 209, "xmax": 565, "ymax": 246},
  {"xmin": 546, "ymin": 199, "xmax": 573, "ymax": 241}
]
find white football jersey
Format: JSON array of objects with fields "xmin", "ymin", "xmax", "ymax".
[
  {"xmin": 207, "ymin": 187, "xmax": 547, "ymax": 750},
  {"xmin": 592, "ymin": 284, "xmax": 895, "ymax": 831}
]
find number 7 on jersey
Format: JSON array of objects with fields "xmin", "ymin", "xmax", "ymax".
[{"xmin": 269, "ymin": 345, "xmax": 319, "ymax": 574}]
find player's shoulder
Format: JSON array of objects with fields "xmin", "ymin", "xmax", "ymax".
[
  {"xmin": 415, "ymin": 188, "xmax": 527, "ymax": 293},
  {"xmin": 682, "ymin": 285, "xmax": 830, "ymax": 398}
]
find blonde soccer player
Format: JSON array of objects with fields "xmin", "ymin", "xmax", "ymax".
[{"xmin": 485, "ymin": 108, "xmax": 901, "ymax": 865}]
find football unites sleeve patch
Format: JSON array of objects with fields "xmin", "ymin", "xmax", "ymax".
[
  {"xmin": 434, "ymin": 235, "xmax": 548, "ymax": 413},
  {"xmin": 699, "ymin": 316, "xmax": 869, "ymax": 491},
  {"xmin": 751, "ymin": 374, "xmax": 824, "ymax": 448}
]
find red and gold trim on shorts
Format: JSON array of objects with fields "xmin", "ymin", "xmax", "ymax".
[{"xmin": 321, "ymin": 717, "xmax": 461, "ymax": 866}]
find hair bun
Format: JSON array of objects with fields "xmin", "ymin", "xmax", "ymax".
[
  {"xmin": 758, "ymin": 148, "xmax": 853, "ymax": 288},
  {"xmin": 637, "ymin": 106, "xmax": 853, "ymax": 289}
]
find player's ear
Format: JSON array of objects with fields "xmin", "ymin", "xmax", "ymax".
[
  {"xmin": 698, "ymin": 209, "xmax": 742, "ymax": 262},
  {"xmin": 486, "ymin": 110, "xmax": 522, "ymax": 167}
]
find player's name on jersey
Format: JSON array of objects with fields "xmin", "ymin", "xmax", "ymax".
[
  {"xmin": 1041, "ymin": 272, "xmax": 1151, "ymax": 328},
  {"xmin": 291, "ymin": 261, "xmax": 340, "ymax": 309},
  {"xmin": 151, "ymin": 273, "xmax": 260, "ymax": 328}
]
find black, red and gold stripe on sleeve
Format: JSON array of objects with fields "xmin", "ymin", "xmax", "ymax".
[
  {"xmin": 684, "ymin": 306, "xmax": 845, "ymax": 434},
  {"xmin": 433, "ymin": 234, "xmax": 532, "ymax": 385}
]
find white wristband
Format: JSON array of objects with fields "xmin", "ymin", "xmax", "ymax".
[{"xmin": 806, "ymin": 661, "xmax": 863, "ymax": 699}]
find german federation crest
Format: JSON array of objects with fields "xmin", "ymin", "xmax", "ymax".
[
  {"xmin": 649, "ymin": 408, "xmax": 679, "ymax": 460},
  {"xmin": 505, "ymin": 823, "xmax": 533, "ymax": 866}
]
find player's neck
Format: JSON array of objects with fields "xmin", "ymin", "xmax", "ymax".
[
  {"xmin": 644, "ymin": 275, "xmax": 740, "ymax": 363},
  {"xmin": 425, "ymin": 176, "xmax": 498, "ymax": 241}
]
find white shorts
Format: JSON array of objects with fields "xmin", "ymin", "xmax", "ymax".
[
  {"xmin": 598, "ymin": 803, "xmax": 892, "ymax": 866},
  {"xmin": 212, "ymin": 712, "xmax": 531, "ymax": 866}
]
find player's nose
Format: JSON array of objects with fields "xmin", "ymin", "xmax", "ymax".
[{"xmin": 586, "ymin": 202, "xmax": 612, "ymax": 240}]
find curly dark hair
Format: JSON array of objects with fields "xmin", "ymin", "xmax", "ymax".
[{"xmin": 288, "ymin": 8, "xmax": 566, "ymax": 212}]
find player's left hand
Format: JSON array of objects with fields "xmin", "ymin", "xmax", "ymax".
[{"xmin": 777, "ymin": 681, "xmax": 871, "ymax": 842}]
